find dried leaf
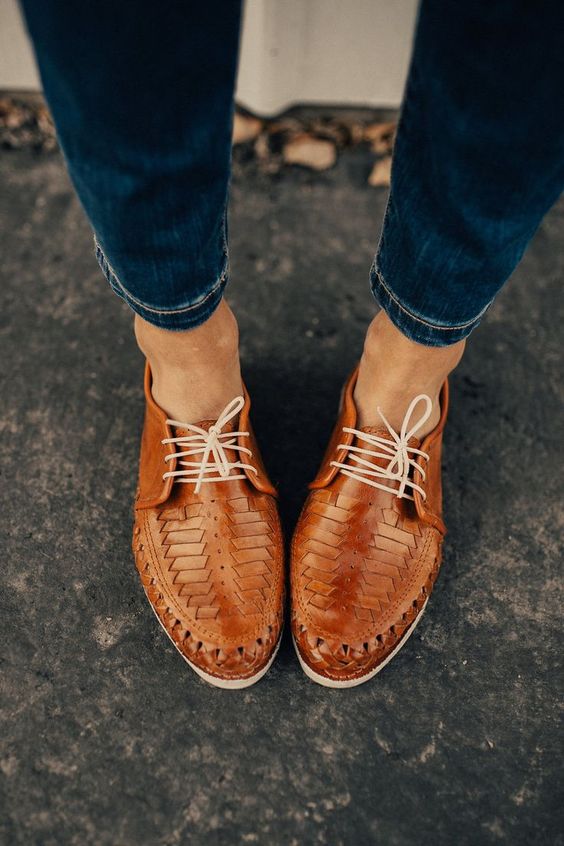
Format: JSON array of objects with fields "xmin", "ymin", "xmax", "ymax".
[
  {"xmin": 309, "ymin": 118, "xmax": 349, "ymax": 147},
  {"xmin": 364, "ymin": 120, "xmax": 396, "ymax": 142},
  {"xmin": 253, "ymin": 133, "xmax": 270, "ymax": 161},
  {"xmin": 364, "ymin": 121, "xmax": 396, "ymax": 155},
  {"xmin": 345, "ymin": 121, "xmax": 366, "ymax": 146},
  {"xmin": 0, "ymin": 96, "xmax": 58, "ymax": 152},
  {"xmin": 368, "ymin": 156, "xmax": 392, "ymax": 187},
  {"xmin": 232, "ymin": 112, "xmax": 263, "ymax": 145},
  {"xmin": 4, "ymin": 104, "xmax": 28, "ymax": 130},
  {"xmin": 266, "ymin": 118, "xmax": 302, "ymax": 136},
  {"xmin": 37, "ymin": 104, "xmax": 55, "ymax": 136},
  {"xmin": 253, "ymin": 133, "xmax": 281, "ymax": 173},
  {"xmin": 283, "ymin": 134, "xmax": 337, "ymax": 171},
  {"xmin": 0, "ymin": 97, "xmax": 12, "ymax": 118}
]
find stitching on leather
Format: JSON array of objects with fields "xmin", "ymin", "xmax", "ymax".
[
  {"xmin": 294, "ymin": 575, "xmax": 432, "ymax": 681},
  {"xmin": 293, "ymin": 533, "xmax": 441, "ymax": 681},
  {"xmin": 138, "ymin": 499, "xmax": 283, "ymax": 646},
  {"xmin": 292, "ymin": 484, "xmax": 440, "ymax": 641},
  {"xmin": 292, "ymin": 510, "xmax": 438, "ymax": 644},
  {"xmin": 139, "ymin": 509, "xmax": 277, "ymax": 678}
]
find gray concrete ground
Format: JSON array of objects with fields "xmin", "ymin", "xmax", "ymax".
[{"xmin": 1, "ymin": 142, "xmax": 562, "ymax": 846}]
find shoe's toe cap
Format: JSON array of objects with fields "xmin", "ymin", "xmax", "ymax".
[
  {"xmin": 145, "ymin": 580, "xmax": 284, "ymax": 687},
  {"xmin": 292, "ymin": 599, "xmax": 425, "ymax": 687},
  {"xmin": 176, "ymin": 620, "xmax": 283, "ymax": 687}
]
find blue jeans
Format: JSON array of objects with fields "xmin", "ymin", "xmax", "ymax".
[{"xmin": 22, "ymin": 0, "xmax": 564, "ymax": 345}]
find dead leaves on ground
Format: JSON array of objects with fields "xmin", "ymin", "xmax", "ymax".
[
  {"xmin": 233, "ymin": 109, "xmax": 395, "ymax": 185},
  {"xmin": 368, "ymin": 155, "xmax": 392, "ymax": 187},
  {"xmin": 232, "ymin": 112, "xmax": 263, "ymax": 144},
  {"xmin": 364, "ymin": 120, "xmax": 396, "ymax": 155},
  {"xmin": 282, "ymin": 134, "xmax": 337, "ymax": 171},
  {"xmin": 1, "ymin": 95, "xmax": 394, "ymax": 186},
  {"xmin": 0, "ymin": 96, "xmax": 57, "ymax": 151},
  {"xmin": 364, "ymin": 121, "xmax": 395, "ymax": 186}
]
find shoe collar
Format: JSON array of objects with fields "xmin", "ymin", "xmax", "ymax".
[
  {"xmin": 309, "ymin": 364, "xmax": 448, "ymax": 534},
  {"xmin": 136, "ymin": 362, "xmax": 276, "ymax": 509}
]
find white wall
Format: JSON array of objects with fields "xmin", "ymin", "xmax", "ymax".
[
  {"xmin": 0, "ymin": 0, "xmax": 40, "ymax": 89},
  {"xmin": 0, "ymin": 0, "xmax": 417, "ymax": 112},
  {"xmin": 238, "ymin": 0, "xmax": 417, "ymax": 113}
]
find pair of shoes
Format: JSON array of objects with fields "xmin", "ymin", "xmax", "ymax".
[{"xmin": 133, "ymin": 362, "xmax": 448, "ymax": 689}]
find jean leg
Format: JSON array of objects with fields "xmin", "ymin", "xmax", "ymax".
[
  {"xmin": 21, "ymin": 0, "xmax": 242, "ymax": 330},
  {"xmin": 371, "ymin": 0, "xmax": 564, "ymax": 346}
]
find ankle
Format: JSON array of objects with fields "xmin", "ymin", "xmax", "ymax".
[
  {"xmin": 134, "ymin": 301, "xmax": 243, "ymax": 422},
  {"xmin": 135, "ymin": 299, "xmax": 240, "ymax": 366},
  {"xmin": 355, "ymin": 311, "xmax": 464, "ymax": 432}
]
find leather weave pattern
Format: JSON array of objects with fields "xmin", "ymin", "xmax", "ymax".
[
  {"xmin": 133, "ymin": 365, "xmax": 284, "ymax": 684},
  {"xmin": 291, "ymin": 368, "xmax": 448, "ymax": 684}
]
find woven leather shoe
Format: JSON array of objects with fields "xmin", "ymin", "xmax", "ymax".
[
  {"xmin": 291, "ymin": 367, "xmax": 448, "ymax": 687},
  {"xmin": 133, "ymin": 364, "xmax": 284, "ymax": 689}
]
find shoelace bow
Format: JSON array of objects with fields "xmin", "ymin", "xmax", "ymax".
[
  {"xmin": 330, "ymin": 394, "xmax": 433, "ymax": 501},
  {"xmin": 161, "ymin": 396, "xmax": 257, "ymax": 494}
]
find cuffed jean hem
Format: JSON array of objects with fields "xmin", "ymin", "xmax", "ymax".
[
  {"xmin": 369, "ymin": 261, "xmax": 491, "ymax": 347},
  {"xmin": 94, "ymin": 240, "xmax": 228, "ymax": 331}
]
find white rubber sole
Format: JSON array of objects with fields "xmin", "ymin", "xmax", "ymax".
[
  {"xmin": 293, "ymin": 598, "xmax": 429, "ymax": 688},
  {"xmin": 146, "ymin": 592, "xmax": 282, "ymax": 690}
]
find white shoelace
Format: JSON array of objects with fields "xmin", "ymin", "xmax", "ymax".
[
  {"xmin": 161, "ymin": 396, "xmax": 257, "ymax": 494},
  {"xmin": 330, "ymin": 394, "xmax": 433, "ymax": 501}
]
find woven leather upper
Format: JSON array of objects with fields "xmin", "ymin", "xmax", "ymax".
[
  {"xmin": 291, "ymin": 367, "xmax": 448, "ymax": 683},
  {"xmin": 133, "ymin": 364, "xmax": 284, "ymax": 683}
]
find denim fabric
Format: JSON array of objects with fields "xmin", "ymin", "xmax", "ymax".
[
  {"xmin": 22, "ymin": 0, "xmax": 564, "ymax": 341},
  {"xmin": 373, "ymin": 0, "xmax": 564, "ymax": 345},
  {"xmin": 21, "ymin": 0, "xmax": 242, "ymax": 330}
]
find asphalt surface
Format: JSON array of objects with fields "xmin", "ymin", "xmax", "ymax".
[{"xmin": 1, "ymin": 141, "xmax": 562, "ymax": 846}]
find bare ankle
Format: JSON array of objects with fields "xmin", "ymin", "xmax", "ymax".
[
  {"xmin": 355, "ymin": 310, "xmax": 465, "ymax": 432},
  {"xmin": 134, "ymin": 300, "xmax": 243, "ymax": 422}
]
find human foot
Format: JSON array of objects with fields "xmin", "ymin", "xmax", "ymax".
[
  {"xmin": 354, "ymin": 310, "xmax": 464, "ymax": 437},
  {"xmin": 134, "ymin": 299, "xmax": 243, "ymax": 424}
]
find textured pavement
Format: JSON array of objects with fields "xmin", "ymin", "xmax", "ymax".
[{"xmin": 1, "ymin": 143, "xmax": 562, "ymax": 846}]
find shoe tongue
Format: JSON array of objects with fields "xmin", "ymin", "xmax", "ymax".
[
  {"xmin": 351, "ymin": 427, "xmax": 421, "ymax": 470},
  {"xmin": 359, "ymin": 425, "xmax": 391, "ymax": 437},
  {"xmin": 357, "ymin": 425, "xmax": 420, "ymax": 446},
  {"xmin": 172, "ymin": 418, "xmax": 238, "ymax": 438}
]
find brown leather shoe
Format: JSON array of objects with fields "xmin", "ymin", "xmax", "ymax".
[
  {"xmin": 291, "ymin": 367, "xmax": 448, "ymax": 687},
  {"xmin": 133, "ymin": 364, "xmax": 284, "ymax": 689}
]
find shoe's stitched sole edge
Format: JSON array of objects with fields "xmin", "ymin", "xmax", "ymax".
[
  {"xmin": 144, "ymin": 589, "xmax": 282, "ymax": 689},
  {"xmin": 293, "ymin": 598, "xmax": 429, "ymax": 689}
]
